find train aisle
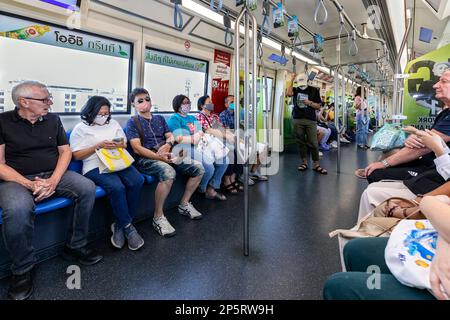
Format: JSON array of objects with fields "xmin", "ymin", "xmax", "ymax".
[{"xmin": 0, "ymin": 145, "xmax": 378, "ymax": 299}]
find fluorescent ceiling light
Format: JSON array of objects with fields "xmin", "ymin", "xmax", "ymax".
[
  {"xmin": 182, "ymin": 0, "xmax": 319, "ymax": 65},
  {"xmin": 182, "ymin": 0, "xmax": 224, "ymax": 25}
]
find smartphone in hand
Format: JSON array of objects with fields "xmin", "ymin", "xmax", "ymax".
[{"xmin": 112, "ymin": 137, "xmax": 124, "ymax": 144}]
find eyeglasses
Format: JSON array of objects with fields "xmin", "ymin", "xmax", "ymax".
[
  {"xmin": 22, "ymin": 96, "xmax": 53, "ymax": 104},
  {"xmin": 136, "ymin": 96, "xmax": 151, "ymax": 104}
]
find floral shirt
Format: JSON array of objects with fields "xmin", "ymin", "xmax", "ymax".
[{"xmin": 195, "ymin": 112, "xmax": 224, "ymax": 131}]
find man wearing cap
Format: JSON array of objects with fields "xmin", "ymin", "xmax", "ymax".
[{"xmin": 286, "ymin": 73, "xmax": 327, "ymax": 174}]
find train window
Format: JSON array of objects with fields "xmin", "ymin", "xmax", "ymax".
[
  {"xmin": 0, "ymin": 12, "xmax": 133, "ymax": 114},
  {"xmin": 144, "ymin": 48, "xmax": 208, "ymax": 112}
]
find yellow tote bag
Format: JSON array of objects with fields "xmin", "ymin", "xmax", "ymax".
[{"xmin": 95, "ymin": 148, "xmax": 134, "ymax": 174}]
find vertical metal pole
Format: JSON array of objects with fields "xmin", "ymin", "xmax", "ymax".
[{"xmin": 334, "ymin": 67, "xmax": 341, "ymax": 173}]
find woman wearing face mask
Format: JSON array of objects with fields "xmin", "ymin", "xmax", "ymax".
[
  {"xmin": 168, "ymin": 94, "xmax": 229, "ymax": 200},
  {"xmin": 69, "ymin": 96, "xmax": 145, "ymax": 251},
  {"xmin": 195, "ymin": 95, "xmax": 241, "ymax": 194}
]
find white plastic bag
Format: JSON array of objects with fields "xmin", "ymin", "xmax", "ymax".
[{"xmin": 385, "ymin": 220, "xmax": 437, "ymax": 290}]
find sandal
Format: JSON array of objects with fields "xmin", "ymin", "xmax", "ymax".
[
  {"xmin": 313, "ymin": 166, "xmax": 328, "ymax": 175},
  {"xmin": 298, "ymin": 164, "xmax": 308, "ymax": 171},
  {"xmin": 354, "ymin": 169, "xmax": 367, "ymax": 179},
  {"xmin": 232, "ymin": 181, "xmax": 244, "ymax": 191},
  {"xmin": 205, "ymin": 192, "xmax": 227, "ymax": 201},
  {"xmin": 222, "ymin": 183, "xmax": 238, "ymax": 194}
]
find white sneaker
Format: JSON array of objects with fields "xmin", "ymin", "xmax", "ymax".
[
  {"xmin": 319, "ymin": 151, "xmax": 323, "ymax": 157},
  {"xmin": 152, "ymin": 215, "xmax": 176, "ymax": 237},
  {"xmin": 250, "ymin": 171, "xmax": 268, "ymax": 181},
  {"xmin": 340, "ymin": 137, "xmax": 350, "ymax": 144},
  {"xmin": 238, "ymin": 175, "xmax": 255, "ymax": 186},
  {"xmin": 331, "ymin": 141, "xmax": 338, "ymax": 149},
  {"xmin": 178, "ymin": 202, "xmax": 203, "ymax": 220}
]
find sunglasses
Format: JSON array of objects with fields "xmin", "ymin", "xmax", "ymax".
[{"xmin": 136, "ymin": 96, "xmax": 151, "ymax": 104}]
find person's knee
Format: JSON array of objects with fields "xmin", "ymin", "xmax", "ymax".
[
  {"xmin": 323, "ymin": 273, "xmax": 351, "ymax": 300},
  {"xmin": 71, "ymin": 174, "xmax": 97, "ymax": 198},
  {"xmin": 109, "ymin": 182, "xmax": 127, "ymax": 196},
  {"xmin": 1, "ymin": 200, "xmax": 34, "ymax": 225},
  {"xmin": 158, "ymin": 163, "xmax": 177, "ymax": 182},
  {"xmin": 367, "ymin": 169, "xmax": 384, "ymax": 184}
]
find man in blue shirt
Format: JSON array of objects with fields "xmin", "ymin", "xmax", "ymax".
[
  {"xmin": 125, "ymin": 88, "xmax": 205, "ymax": 238},
  {"xmin": 220, "ymin": 95, "xmax": 235, "ymax": 130}
]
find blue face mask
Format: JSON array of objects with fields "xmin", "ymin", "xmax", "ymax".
[{"xmin": 229, "ymin": 103, "xmax": 235, "ymax": 110}]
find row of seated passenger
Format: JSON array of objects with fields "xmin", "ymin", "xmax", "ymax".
[
  {"xmin": 0, "ymin": 131, "xmax": 154, "ymax": 224},
  {"xmin": 324, "ymin": 69, "xmax": 450, "ymax": 300}
]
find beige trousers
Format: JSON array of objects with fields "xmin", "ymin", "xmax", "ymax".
[{"xmin": 357, "ymin": 181, "xmax": 416, "ymax": 221}]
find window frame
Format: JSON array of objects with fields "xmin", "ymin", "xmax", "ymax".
[
  {"xmin": 144, "ymin": 46, "xmax": 209, "ymax": 114},
  {"xmin": 0, "ymin": 10, "xmax": 134, "ymax": 115}
]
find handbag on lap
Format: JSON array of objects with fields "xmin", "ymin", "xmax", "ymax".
[{"xmin": 95, "ymin": 148, "xmax": 134, "ymax": 174}]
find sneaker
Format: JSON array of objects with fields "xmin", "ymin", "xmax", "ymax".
[
  {"xmin": 250, "ymin": 171, "xmax": 268, "ymax": 181},
  {"xmin": 152, "ymin": 215, "xmax": 176, "ymax": 237},
  {"xmin": 238, "ymin": 175, "xmax": 255, "ymax": 186},
  {"xmin": 319, "ymin": 151, "xmax": 323, "ymax": 157},
  {"xmin": 110, "ymin": 223, "xmax": 125, "ymax": 249},
  {"xmin": 124, "ymin": 224, "xmax": 144, "ymax": 250},
  {"xmin": 178, "ymin": 202, "xmax": 203, "ymax": 220},
  {"xmin": 340, "ymin": 137, "xmax": 351, "ymax": 144},
  {"xmin": 330, "ymin": 141, "xmax": 338, "ymax": 149}
]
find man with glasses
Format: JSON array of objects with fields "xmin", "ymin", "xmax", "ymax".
[
  {"xmin": 125, "ymin": 88, "xmax": 205, "ymax": 238},
  {"xmin": 0, "ymin": 81, "xmax": 103, "ymax": 300}
]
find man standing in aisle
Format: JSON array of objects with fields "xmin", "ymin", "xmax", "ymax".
[{"xmin": 286, "ymin": 73, "xmax": 327, "ymax": 174}]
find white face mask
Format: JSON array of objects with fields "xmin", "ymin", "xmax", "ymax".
[
  {"xmin": 180, "ymin": 103, "xmax": 191, "ymax": 115},
  {"xmin": 299, "ymin": 85, "xmax": 308, "ymax": 90},
  {"xmin": 94, "ymin": 115, "xmax": 108, "ymax": 126}
]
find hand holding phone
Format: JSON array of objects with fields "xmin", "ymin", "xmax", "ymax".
[{"xmin": 112, "ymin": 137, "xmax": 124, "ymax": 144}]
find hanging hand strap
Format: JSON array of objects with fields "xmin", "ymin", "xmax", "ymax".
[
  {"xmin": 338, "ymin": 12, "xmax": 350, "ymax": 43},
  {"xmin": 210, "ymin": 0, "xmax": 222, "ymax": 13},
  {"xmin": 261, "ymin": 0, "xmax": 272, "ymax": 36},
  {"xmin": 349, "ymin": 29, "xmax": 359, "ymax": 56},
  {"xmin": 281, "ymin": 42, "xmax": 286, "ymax": 65},
  {"xmin": 314, "ymin": 0, "xmax": 328, "ymax": 25},
  {"xmin": 171, "ymin": 0, "xmax": 183, "ymax": 30},
  {"xmin": 223, "ymin": 9, "xmax": 233, "ymax": 47}
]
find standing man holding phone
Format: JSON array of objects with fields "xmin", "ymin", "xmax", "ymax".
[{"xmin": 286, "ymin": 73, "xmax": 327, "ymax": 174}]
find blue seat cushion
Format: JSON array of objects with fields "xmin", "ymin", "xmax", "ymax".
[
  {"xmin": 0, "ymin": 197, "xmax": 73, "ymax": 224},
  {"xmin": 142, "ymin": 174, "xmax": 155, "ymax": 184},
  {"xmin": 95, "ymin": 186, "xmax": 107, "ymax": 198}
]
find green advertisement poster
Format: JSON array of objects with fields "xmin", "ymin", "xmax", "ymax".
[{"xmin": 403, "ymin": 44, "xmax": 450, "ymax": 129}]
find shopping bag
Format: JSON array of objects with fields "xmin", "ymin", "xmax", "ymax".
[
  {"xmin": 385, "ymin": 219, "xmax": 437, "ymax": 290},
  {"xmin": 95, "ymin": 148, "xmax": 134, "ymax": 173},
  {"xmin": 197, "ymin": 133, "xmax": 229, "ymax": 161},
  {"xmin": 370, "ymin": 124, "xmax": 406, "ymax": 152}
]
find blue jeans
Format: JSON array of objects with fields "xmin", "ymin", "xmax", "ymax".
[
  {"xmin": 85, "ymin": 166, "xmax": 144, "ymax": 230},
  {"xmin": 356, "ymin": 113, "xmax": 369, "ymax": 146},
  {"xmin": 191, "ymin": 147, "xmax": 229, "ymax": 192},
  {"xmin": 0, "ymin": 170, "xmax": 96, "ymax": 275}
]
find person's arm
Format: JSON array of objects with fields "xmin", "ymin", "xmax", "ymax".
[
  {"xmin": 129, "ymin": 138, "xmax": 170, "ymax": 162},
  {"xmin": 365, "ymin": 145, "xmax": 432, "ymax": 176},
  {"xmin": 419, "ymin": 195, "xmax": 450, "ymax": 300},
  {"xmin": 0, "ymin": 144, "xmax": 38, "ymax": 191},
  {"xmin": 285, "ymin": 74, "xmax": 296, "ymax": 97}
]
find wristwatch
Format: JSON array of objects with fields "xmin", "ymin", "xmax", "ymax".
[{"xmin": 381, "ymin": 159, "xmax": 390, "ymax": 168}]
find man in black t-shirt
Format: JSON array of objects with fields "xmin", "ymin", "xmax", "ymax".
[
  {"xmin": 286, "ymin": 73, "xmax": 327, "ymax": 174},
  {"xmin": 364, "ymin": 69, "xmax": 450, "ymax": 183},
  {"xmin": 0, "ymin": 81, "xmax": 102, "ymax": 300}
]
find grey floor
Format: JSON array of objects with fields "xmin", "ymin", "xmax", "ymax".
[{"xmin": 0, "ymin": 143, "xmax": 378, "ymax": 300}]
